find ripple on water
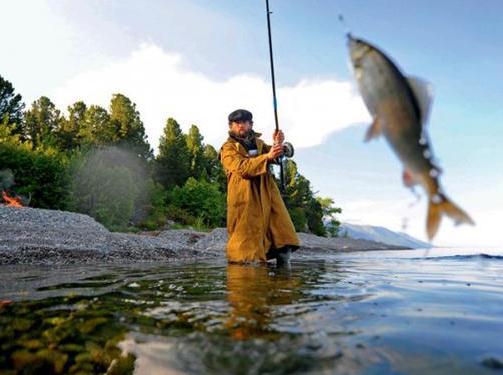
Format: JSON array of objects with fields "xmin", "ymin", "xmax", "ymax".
[{"xmin": 1, "ymin": 252, "xmax": 502, "ymax": 374}]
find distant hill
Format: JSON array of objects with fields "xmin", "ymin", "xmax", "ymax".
[{"xmin": 338, "ymin": 223, "xmax": 433, "ymax": 249}]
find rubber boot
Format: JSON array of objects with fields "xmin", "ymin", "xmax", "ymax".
[{"xmin": 276, "ymin": 247, "xmax": 292, "ymax": 268}]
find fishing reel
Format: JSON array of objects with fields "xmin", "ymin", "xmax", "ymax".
[{"xmin": 282, "ymin": 142, "xmax": 294, "ymax": 158}]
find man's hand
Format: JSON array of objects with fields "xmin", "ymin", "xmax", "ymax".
[
  {"xmin": 273, "ymin": 130, "xmax": 284, "ymax": 145},
  {"xmin": 267, "ymin": 143, "xmax": 284, "ymax": 161}
]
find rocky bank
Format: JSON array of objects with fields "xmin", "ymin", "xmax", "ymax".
[{"xmin": 0, "ymin": 206, "xmax": 409, "ymax": 265}]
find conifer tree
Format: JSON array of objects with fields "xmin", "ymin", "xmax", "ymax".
[
  {"xmin": 24, "ymin": 96, "xmax": 62, "ymax": 149},
  {"xmin": 0, "ymin": 75, "xmax": 25, "ymax": 136},
  {"xmin": 282, "ymin": 159, "xmax": 326, "ymax": 235},
  {"xmin": 81, "ymin": 105, "xmax": 114, "ymax": 145},
  {"xmin": 109, "ymin": 93, "xmax": 153, "ymax": 160},
  {"xmin": 156, "ymin": 117, "xmax": 190, "ymax": 189},
  {"xmin": 56, "ymin": 101, "xmax": 87, "ymax": 150},
  {"xmin": 203, "ymin": 144, "xmax": 226, "ymax": 190},
  {"xmin": 186, "ymin": 124, "xmax": 205, "ymax": 179}
]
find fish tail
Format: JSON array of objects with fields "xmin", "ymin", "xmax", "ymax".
[{"xmin": 426, "ymin": 194, "xmax": 475, "ymax": 241}]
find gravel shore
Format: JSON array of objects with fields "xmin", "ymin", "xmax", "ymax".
[{"xmin": 0, "ymin": 206, "xmax": 408, "ymax": 265}]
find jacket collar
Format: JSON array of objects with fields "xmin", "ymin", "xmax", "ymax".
[{"xmin": 227, "ymin": 132, "xmax": 264, "ymax": 156}]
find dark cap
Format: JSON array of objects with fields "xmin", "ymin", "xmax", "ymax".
[{"xmin": 228, "ymin": 109, "xmax": 253, "ymax": 123}]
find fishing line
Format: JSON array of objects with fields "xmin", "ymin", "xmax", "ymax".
[{"xmin": 337, "ymin": 14, "xmax": 351, "ymax": 36}]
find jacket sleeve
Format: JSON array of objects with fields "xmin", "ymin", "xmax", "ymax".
[{"xmin": 220, "ymin": 143, "xmax": 270, "ymax": 179}]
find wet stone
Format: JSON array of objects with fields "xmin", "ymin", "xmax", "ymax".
[{"xmin": 481, "ymin": 356, "xmax": 503, "ymax": 370}]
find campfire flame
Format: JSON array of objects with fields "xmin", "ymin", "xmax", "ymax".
[{"xmin": 1, "ymin": 191, "xmax": 24, "ymax": 207}]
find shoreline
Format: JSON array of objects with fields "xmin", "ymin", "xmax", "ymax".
[{"xmin": 0, "ymin": 206, "xmax": 411, "ymax": 265}]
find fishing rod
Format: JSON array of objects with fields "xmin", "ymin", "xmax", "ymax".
[{"xmin": 265, "ymin": 0, "xmax": 285, "ymax": 192}]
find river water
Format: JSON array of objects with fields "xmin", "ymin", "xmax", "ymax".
[{"xmin": 1, "ymin": 248, "xmax": 502, "ymax": 374}]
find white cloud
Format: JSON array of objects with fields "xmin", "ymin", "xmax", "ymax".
[{"xmin": 52, "ymin": 43, "xmax": 369, "ymax": 151}]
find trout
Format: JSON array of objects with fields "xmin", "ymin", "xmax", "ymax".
[{"xmin": 348, "ymin": 35, "xmax": 474, "ymax": 240}]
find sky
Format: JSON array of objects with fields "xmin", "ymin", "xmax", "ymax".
[{"xmin": 1, "ymin": 0, "xmax": 501, "ymax": 248}]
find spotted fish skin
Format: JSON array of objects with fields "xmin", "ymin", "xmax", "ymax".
[{"xmin": 348, "ymin": 35, "xmax": 474, "ymax": 240}]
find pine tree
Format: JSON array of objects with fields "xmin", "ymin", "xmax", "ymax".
[
  {"xmin": 203, "ymin": 144, "xmax": 226, "ymax": 190},
  {"xmin": 109, "ymin": 93, "xmax": 153, "ymax": 160},
  {"xmin": 0, "ymin": 75, "xmax": 25, "ymax": 136},
  {"xmin": 186, "ymin": 124, "xmax": 205, "ymax": 179},
  {"xmin": 81, "ymin": 105, "xmax": 114, "ymax": 146},
  {"xmin": 56, "ymin": 101, "xmax": 87, "ymax": 150},
  {"xmin": 24, "ymin": 96, "xmax": 62, "ymax": 149},
  {"xmin": 156, "ymin": 117, "xmax": 190, "ymax": 189},
  {"xmin": 282, "ymin": 159, "xmax": 326, "ymax": 235}
]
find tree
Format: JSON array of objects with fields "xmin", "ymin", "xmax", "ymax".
[
  {"xmin": 24, "ymin": 96, "xmax": 62, "ymax": 149},
  {"xmin": 317, "ymin": 197, "xmax": 342, "ymax": 237},
  {"xmin": 0, "ymin": 117, "xmax": 21, "ymax": 145},
  {"xmin": 168, "ymin": 177, "xmax": 226, "ymax": 228},
  {"xmin": 56, "ymin": 101, "xmax": 87, "ymax": 150},
  {"xmin": 282, "ymin": 159, "xmax": 326, "ymax": 235},
  {"xmin": 0, "ymin": 75, "xmax": 25, "ymax": 135},
  {"xmin": 109, "ymin": 93, "xmax": 153, "ymax": 160},
  {"xmin": 82, "ymin": 105, "xmax": 115, "ymax": 145},
  {"xmin": 155, "ymin": 118, "xmax": 190, "ymax": 189},
  {"xmin": 0, "ymin": 141, "xmax": 69, "ymax": 209},
  {"xmin": 186, "ymin": 124, "xmax": 205, "ymax": 179},
  {"xmin": 68, "ymin": 148, "xmax": 141, "ymax": 230},
  {"xmin": 202, "ymin": 144, "xmax": 226, "ymax": 191}
]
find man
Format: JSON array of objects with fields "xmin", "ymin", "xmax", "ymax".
[{"xmin": 219, "ymin": 109, "xmax": 299, "ymax": 265}]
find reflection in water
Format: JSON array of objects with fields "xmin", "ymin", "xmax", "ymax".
[
  {"xmin": 1, "ymin": 252, "xmax": 503, "ymax": 374},
  {"xmin": 225, "ymin": 264, "xmax": 301, "ymax": 340}
]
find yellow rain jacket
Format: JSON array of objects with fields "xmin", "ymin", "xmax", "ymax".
[{"xmin": 219, "ymin": 134, "xmax": 299, "ymax": 263}]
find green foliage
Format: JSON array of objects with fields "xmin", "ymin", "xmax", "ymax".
[
  {"xmin": 0, "ymin": 142, "xmax": 69, "ymax": 209},
  {"xmin": 186, "ymin": 125, "xmax": 205, "ymax": 179},
  {"xmin": 109, "ymin": 94, "xmax": 153, "ymax": 160},
  {"xmin": 56, "ymin": 101, "xmax": 87, "ymax": 150},
  {"xmin": 0, "ymin": 74, "xmax": 25, "ymax": 135},
  {"xmin": 24, "ymin": 96, "xmax": 62, "ymax": 149},
  {"xmin": 317, "ymin": 197, "xmax": 342, "ymax": 237},
  {"xmin": 156, "ymin": 118, "xmax": 190, "ymax": 189},
  {"xmin": 137, "ymin": 180, "xmax": 168, "ymax": 231},
  {"xmin": 203, "ymin": 144, "xmax": 226, "ymax": 190},
  {"xmin": 281, "ymin": 159, "xmax": 326, "ymax": 236},
  {"xmin": 305, "ymin": 197, "xmax": 326, "ymax": 236},
  {"xmin": 68, "ymin": 148, "xmax": 140, "ymax": 231},
  {"xmin": 288, "ymin": 207, "xmax": 308, "ymax": 232},
  {"xmin": 82, "ymin": 105, "xmax": 115, "ymax": 145},
  {"xmin": 167, "ymin": 177, "xmax": 225, "ymax": 228},
  {"xmin": 0, "ymin": 117, "xmax": 22, "ymax": 144}
]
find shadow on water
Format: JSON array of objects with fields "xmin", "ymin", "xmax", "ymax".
[{"xmin": 1, "ymin": 254, "xmax": 503, "ymax": 374}]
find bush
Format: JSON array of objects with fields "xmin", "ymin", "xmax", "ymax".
[
  {"xmin": 168, "ymin": 177, "xmax": 225, "ymax": 228},
  {"xmin": 68, "ymin": 148, "xmax": 140, "ymax": 231},
  {"xmin": 0, "ymin": 142, "xmax": 69, "ymax": 209},
  {"xmin": 137, "ymin": 180, "xmax": 168, "ymax": 230}
]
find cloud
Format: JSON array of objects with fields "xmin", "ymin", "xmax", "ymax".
[{"xmin": 52, "ymin": 43, "xmax": 369, "ymax": 151}]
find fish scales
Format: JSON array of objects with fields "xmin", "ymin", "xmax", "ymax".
[{"xmin": 348, "ymin": 35, "xmax": 474, "ymax": 240}]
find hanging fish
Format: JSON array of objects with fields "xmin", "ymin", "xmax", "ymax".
[{"xmin": 347, "ymin": 35, "xmax": 474, "ymax": 240}]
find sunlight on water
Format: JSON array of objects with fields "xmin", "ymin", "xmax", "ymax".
[{"xmin": 1, "ymin": 248, "xmax": 502, "ymax": 374}]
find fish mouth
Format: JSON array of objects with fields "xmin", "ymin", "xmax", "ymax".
[{"xmin": 347, "ymin": 35, "xmax": 372, "ymax": 66}]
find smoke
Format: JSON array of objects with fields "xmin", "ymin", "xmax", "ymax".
[
  {"xmin": 69, "ymin": 146, "xmax": 151, "ymax": 228},
  {"xmin": 0, "ymin": 169, "xmax": 15, "ymax": 191}
]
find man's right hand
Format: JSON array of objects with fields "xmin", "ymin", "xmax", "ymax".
[{"xmin": 267, "ymin": 143, "xmax": 284, "ymax": 161}]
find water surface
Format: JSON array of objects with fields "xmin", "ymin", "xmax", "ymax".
[{"xmin": 1, "ymin": 248, "xmax": 502, "ymax": 374}]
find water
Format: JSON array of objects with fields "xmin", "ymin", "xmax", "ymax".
[{"xmin": 1, "ymin": 248, "xmax": 503, "ymax": 374}]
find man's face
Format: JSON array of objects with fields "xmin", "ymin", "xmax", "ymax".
[{"xmin": 230, "ymin": 120, "xmax": 252, "ymax": 137}]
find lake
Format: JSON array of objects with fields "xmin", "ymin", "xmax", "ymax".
[{"xmin": 1, "ymin": 248, "xmax": 502, "ymax": 374}]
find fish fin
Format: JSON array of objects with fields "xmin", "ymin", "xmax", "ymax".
[
  {"xmin": 402, "ymin": 169, "xmax": 418, "ymax": 187},
  {"xmin": 364, "ymin": 117, "xmax": 382, "ymax": 142},
  {"xmin": 407, "ymin": 76, "xmax": 433, "ymax": 125},
  {"xmin": 426, "ymin": 194, "xmax": 475, "ymax": 241}
]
